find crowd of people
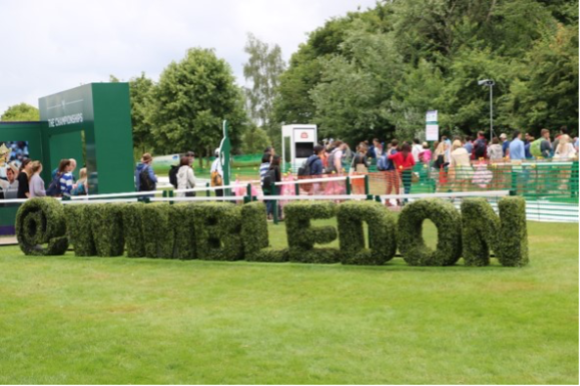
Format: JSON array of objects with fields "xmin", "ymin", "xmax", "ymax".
[{"xmin": 1, "ymin": 157, "xmax": 88, "ymax": 200}]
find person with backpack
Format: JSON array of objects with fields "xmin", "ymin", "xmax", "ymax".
[
  {"xmin": 262, "ymin": 155, "xmax": 282, "ymax": 220},
  {"xmin": 176, "ymin": 156, "xmax": 196, "ymax": 197},
  {"xmin": 46, "ymin": 159, "xmax": 71, "ymax": 197},
  {"xmin": 28, "ymin": 161, "xmax": 46, "ymax": 198},
  {"xmin": 325, "ymin": 141, "xmax": 344, "ymax": 174},
  {"xmin": 384, "ymin": 139, "xmax": 400, "ymax": 206},
  {"xmin": 135, "ymin": 153, "xmax": 158, "ymax": 192},
  {"xmin": 530, "ymin": 129, "xmax": 552, "ymax": 159},
  {"xmin": 471, "ymin": 131, "xmax": 488, "ymax": 160}
]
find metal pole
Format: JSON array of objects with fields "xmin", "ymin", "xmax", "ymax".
[{"xmin": 490, "ymin": 85, "xmax": 493, "ymax": 141}]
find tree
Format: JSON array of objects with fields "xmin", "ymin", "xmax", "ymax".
[
  {"xmin": 243, "ymin": 33, "xmax": 285, "ymax": 144},
  {"xmin": 110, "ymin": 73, "xmax": 155, "ymax": 153},
  {"xmin": 240, "ymin": 125, "xmax": 271, "ymax": 155},
  {"xmin": 150, "ymin": 48, "xmax": 248, "ymax": 165},
  {"xmin": 1, "ymin": 103, "xmax": 39, "ymax": 121}
]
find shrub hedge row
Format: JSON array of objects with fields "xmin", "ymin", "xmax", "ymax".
[{"xmin": 14, "ymin": 197, "xmax": 529, "ymax": 267}]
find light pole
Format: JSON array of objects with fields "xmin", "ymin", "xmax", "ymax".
[{"xmin": 478, "ymin": 79, "xmax": 495, "ymax": 141}]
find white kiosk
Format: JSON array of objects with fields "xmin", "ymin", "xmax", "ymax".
[{"xmin": 281, "ymin": 124, "xmax": 318, "ymax": 171}]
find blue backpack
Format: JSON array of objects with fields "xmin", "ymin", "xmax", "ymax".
[{"xmin": 377, "ymin": 154, "xmax": 389, "ymax": 171}]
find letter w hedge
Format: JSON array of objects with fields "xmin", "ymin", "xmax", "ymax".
[{"xmin": 15, "ymin": 197, "xmax": 529, "ymax": 267}]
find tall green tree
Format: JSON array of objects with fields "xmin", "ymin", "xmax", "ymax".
[
  {"xmin": 243, "ymin": 33, "xmax": 285, "ymax": 146},
  {"xmin": 110, "ymin": 73, "xmax": 155, "ymax": 154},
  {"xmin": 150, "ymin": 48, "xmax": 248, "ymax": 164},
  {"xmin": 1, "ymin": 103, "xmax": 39, "ymax": 121}
]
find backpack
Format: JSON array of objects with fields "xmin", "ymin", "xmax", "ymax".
[
  {"xmin": 376, "ymin": 153, "xmax": 389, "ymax": 171},
  {"xmin": 168, "ymin": 165, "xmax": 179, "ymax": 188},
  {"xmin": 531, "ymin": 138, "xmax": 543, "ymax": 158},
  {"xmin": 139, "ymin": 167, "xmax": 155, "ymax": 191},
  {"xmin": 262, "ymin": 168, "xmax": 276, "ymax": 190},
  {"xmin": 46, "ymin": 173, "xmax": 62, "ymax": 197},
  {"xmin": 325, "ymin": 149, "xmax": 339, "ymax": 174},
  {"xmin": 474, "ymin": 139, "xmax": 486, "ymax": 159},
  {"xmin": 298, "ymin": 157, "xmax": 316, "ymax": 177}
]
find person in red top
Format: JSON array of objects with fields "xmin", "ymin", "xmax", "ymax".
[{"xmin": 388, "ymin": 143, "xmax": 415, "ymax": 203}]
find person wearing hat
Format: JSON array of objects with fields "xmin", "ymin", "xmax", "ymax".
[
  {"xmin": 135, "ymin": 153, "xmax": 158, "ymax": 191},
  {"xmin": 210, "ymin": 148, "xmax": 224, "ymax": 197},
  {"xmin": 500, "ymin": 133, "xmax": 510, "ymax": 157}
]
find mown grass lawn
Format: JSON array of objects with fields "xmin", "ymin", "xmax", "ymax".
[{"xmin": 0, "ymin": 220, "xmax": 577, "ymax": 384}]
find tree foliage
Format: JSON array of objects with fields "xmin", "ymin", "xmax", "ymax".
[
  {"xmin": 274, "ymin": 0, "xmax": 578, "ymax": 142},
  {"xmin": 1, "ymin": 103, "xmax": 39, "ymax": 121},
  {"xmin": 149, "ymin": 48, "xmax": 248, "ymax": 158}
]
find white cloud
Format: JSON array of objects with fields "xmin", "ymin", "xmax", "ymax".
[{"xmin": 0, "ymin": 0, "xmax": 377, "ymax": 114}]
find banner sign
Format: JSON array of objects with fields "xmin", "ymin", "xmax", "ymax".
[{"xmin": 426, "ymin": 110, "xmax": 439, "ymax": 141}]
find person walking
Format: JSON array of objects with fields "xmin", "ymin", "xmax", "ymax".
[
  {"xmin": 411, "ymin": 139, "xmax": 422, "ymax": 163},
  {"xmin": 449, "ymin": 140, "xmax": 473, "ymax": 192},
  {"xmin": 135, "ymin": 153, "xmax": 158, "ymax": 192},
  {"xmin": 500, "ymin": 133, "xmax": 510, "ymax": 158},
  {"xmin": 59, "ymin": 159, "xmax": 75, "ymax": 196},
  {"xmin": 509, "ymin": 131, "xmax": 526, "ymax": 161},
  {"xmin": 17, "ymin": 159, "xmax": 32, "ymax": 199},
  {"xmin": 388, "ymin": 143, "xmax": 416, "ymax": 204},
  {"xmin": 472, "ymin": 131, "xmax": 488, "ymax": 160},
  {"xmin": 72, "ymin": 168, "xmax": 88, "ymax": 196},
  {"xmin": 210, "ymin": 148, "xmax": 224, "ymax": 197},
  {"xmin": 487, "ymin": 137, "xmax": 503, "ymax": 161},
  {"xmin": 176, "ymin": 156, "xmax": 196, "ymax": 197},
  {"xmin": 420, "ymin": 142, "xmax": 432, "ymax": 164},
  {"xmin": 264, "ymin": 155, "xmax": 282, "ymax": 220},
  {"xmin": 350, "ymin": 142, "xmax": 369, "ymax": 194},
  {"xmin": 384, "ymin": 139, "xmax": 400, "ymax": 206},
  {"xmin": 29, "ymin": 161, "xmax": 46, "ymax": 197}
]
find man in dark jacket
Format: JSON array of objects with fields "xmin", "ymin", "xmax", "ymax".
[{"xmin": 305, "ymin": 145, "xmax": 324, "ymax": 176}]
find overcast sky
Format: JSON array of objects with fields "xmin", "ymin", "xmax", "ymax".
[{"xmin": 0, "ymin": 0, "xmax": 378, "ymax": 115}]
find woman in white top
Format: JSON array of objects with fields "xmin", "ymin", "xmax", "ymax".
[
  {"xmin": 29, "ymin": 161, "xmax": 46, "ymax": 198},
  {"xmin": 449, "ymin": 140, "xmax": 473, "ymax": 192},
  {"xmin": 554, "ymin": 135, "xmax": 577, "ymax": 189},
  {"xmin": 176, "ymin": 156, "xmax": 196, "ymax": 197}
]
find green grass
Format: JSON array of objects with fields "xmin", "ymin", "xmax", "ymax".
[{"xmin": 0, "ymin": 220, "xmax": 577, "ymax": 384}]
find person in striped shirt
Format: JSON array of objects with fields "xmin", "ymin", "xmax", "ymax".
[
  {"xmin": 259, "ymin": 152, "xmax": 272, "ymax": 182},
  {"xmin": 58, "ymin": 159, "xmax": 75, "ymax": 196}
]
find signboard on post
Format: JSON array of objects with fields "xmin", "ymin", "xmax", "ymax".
[{"xmin": 426, "ymin": 110, "xmax": 439, "ymax": 141}]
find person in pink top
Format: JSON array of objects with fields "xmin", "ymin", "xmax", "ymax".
[{"xmin": 420, "ymin": 142, "xmax": 432, "ymax": 164}]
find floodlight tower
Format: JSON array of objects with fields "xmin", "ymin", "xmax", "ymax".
[{"xmin": 478, "ymin": 79, "xmax": 495, "ymax": 141}]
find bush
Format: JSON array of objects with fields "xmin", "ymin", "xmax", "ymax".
[
  {"xmin": 337, "ymin": 201, "xmax": 397, "ymax": 265},
  {"xmin": 88, "ymin": 204, "xmax": 125, "ymax": 257},
  {"xmin": 496, "ymin": 196, "xmax": 529, "ymax": 267},
  {"xmin": 122, "ymin": 203, "xmax": 146, "ymax": 258},
  {"xmin": 15, "ymin": 198, "xmax": 68, "ymax": 256},
  {"xmin": 64, "ymin": 205, "xmax": 96, "ymax": 256},
  {"xmin": 170, "ymin": 204, "xmax": 197, "ymax": 260},
  {"xmin": 140, "ymin": 203, "xmax": 175, "ymax": 258},
  {"xmin": 398, "ymin": 199, "xmax": 462, "ymax": 266},
  {"xmin": 284, "ymin": 201, "xmax": 340, "ymax": 264},
  {"xmin": 241, "ymin": 201, "xmax": 288, "ymax": 262},
  {"xmin": 460, "ymin": 198, "xmax": 500, "ymax": 266},
  {"xmin": 190, "ymin": 203, "xmax": 244, "ymax": 261}
]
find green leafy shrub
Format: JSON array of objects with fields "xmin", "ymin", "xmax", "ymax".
[
  {"xmin": 140, "ymin": 203, "xmax": 174, "ymax": 258},
  {"xmin": 15, "ymin": 198, "xmax": 68, "ymax": 256},
  {"xmin": 460, "ymin": 198, "xmax": 500, "ymax": 266},
  {"xmin": 64, "ymin": 205, "xmax": 96, "ymax": 256},
  {"xmin": 284, "ymin": 201, "xmax": 340, "ymax": 264},
  {"xmin": 122, "ymin": 203, "xmax": 146, "ymax": 258},
  {"xmin": 398, "ymin": 199, "xmax": 462, "ymax": 266},
  {"xmin": 241, "ymin": 201, "xmax": 288, "ymax": 262},
  {"xmin": 497, "ymin": 196, "xmax": 529, "ymax": 267},
  {"xmin": 88, "ymin": 204, "xmax": 125, "ymax": 257},
  {"xmin": 170, "ymin": 204, "xmax": 197, "ymax": 260},
  {"xmin": 190, "ymin": 203, "xmax": 243, "ymax": 261},
  {"xmin": 337, "ymin": 201, "xmax": 397, "ymax": 265}
]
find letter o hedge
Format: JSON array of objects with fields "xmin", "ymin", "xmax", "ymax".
[
  {"xmin": 398, "ymin": 199, "xmax": 462, "ymax": 266},
  {"xmin": 15, "ymin": 198, "xmax": 68, "ymax": 256}
]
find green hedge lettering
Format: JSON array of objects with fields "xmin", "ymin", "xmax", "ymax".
[
  {"xmin": 241, "ymin": 201, "xmax": 288, "ymax": 262},
  {"xmin": 191, "ymin": 203, "xmax": 243, "ymax": 261},
  {"xmin": 15, "ymin": 198, "xmax": 68, "ymax": 256},
  {"xmin": 398, "ymin": 199, "xmax": 462, "ymax": 266},
  {"xmin": 284, "ymin": 201, "xmax": 340, "ymax": 263},
  {"xmin": 496, "ymin": 196, "xmax": 529, "ymax": 267},
  {"xmin": 337, "ymin": 201, "xmax": 397, "ymax": 265},
  {"xmin": 88, "ymin": 204, "xmax": 125, "ymax": 257},
  {"xmin": 64, "ymin": 204, "xmax": 96, "ymax": 256},
  {"xmin": 460, "ymin": 198, "xmax": 500, "ymax": 266}
]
